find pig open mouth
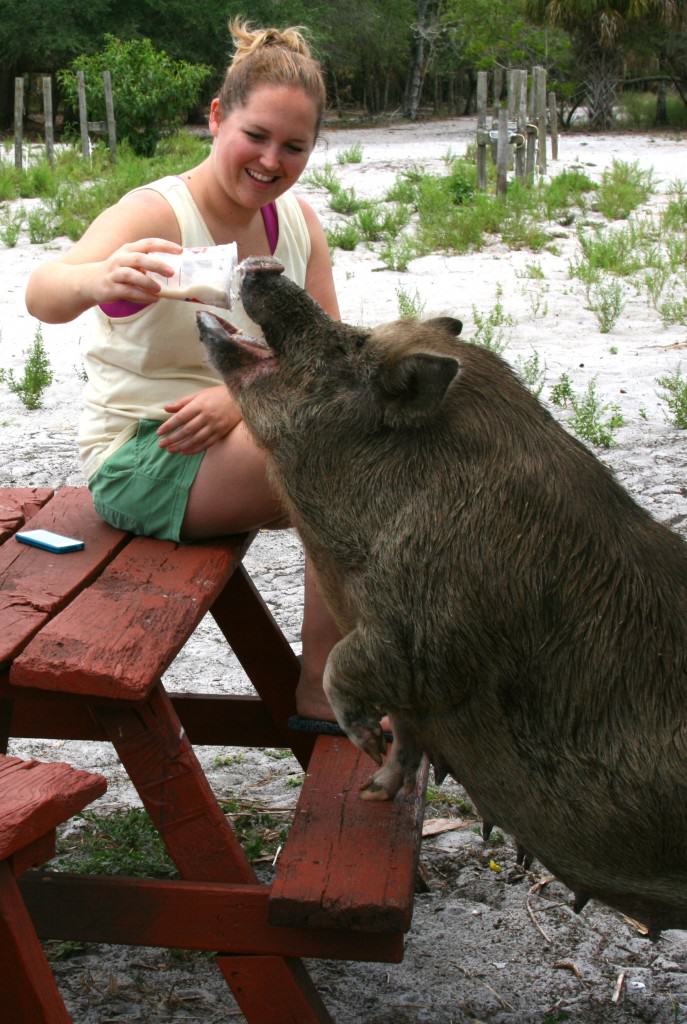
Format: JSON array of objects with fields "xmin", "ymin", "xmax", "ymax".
[
  {"xmin": 196, "ymin": 310, "xmax": 279, "ymax": 387},
  {"xmin": 196, "ymin": 255, "xmax": 287, "ymax": 388}
]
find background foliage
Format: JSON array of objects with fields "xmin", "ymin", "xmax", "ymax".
[{"xmin": 1, "ymin": 0, "xmax": 686, "ymax": 137}]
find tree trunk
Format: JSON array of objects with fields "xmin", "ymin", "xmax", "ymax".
[
  {"xmin": 580, "ymin": 40, "xmax": 622, "ymax": 129},
  {"xmin": 403, "ymin": 0, "xmax": 440, "ymax": 120}
]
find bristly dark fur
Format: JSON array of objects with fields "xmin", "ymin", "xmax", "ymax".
[{"xmin": 199, "ymin": 265, "xmax": 687, "ymax": 934}]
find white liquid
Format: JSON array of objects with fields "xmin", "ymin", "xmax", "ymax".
[{"xmin": 148, "ymin": 243, "xmax": 240, "ymax": 308}]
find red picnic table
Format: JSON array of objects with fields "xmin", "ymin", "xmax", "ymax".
[{"xmin": 0, "ymin": 485, "xmax": 428, "ymax": 1023}]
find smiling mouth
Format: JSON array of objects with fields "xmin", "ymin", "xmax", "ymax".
[{"xmin": 246, "ymin": 168, "xmax": 278, "ymax": 184}]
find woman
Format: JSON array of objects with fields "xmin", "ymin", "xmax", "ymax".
[{"xmin": 25, "ymin": 19, "xmax": 341, "ymax": 723}]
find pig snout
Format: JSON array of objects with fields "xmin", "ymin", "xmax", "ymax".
[{"xmin": 196, "ymin": 310, "xmax": 275, "ymax": 386}]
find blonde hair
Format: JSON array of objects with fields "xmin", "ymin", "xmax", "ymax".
[{"xmin": 218, "ymin": 18, "xmax": 326, "ymax": 136}]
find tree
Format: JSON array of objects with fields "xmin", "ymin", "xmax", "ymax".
[
  {"xmin": 403, "ymin": 0, "xmax": 445, "ymax": 118},
  {"xmin": 59, "ymin": 36, "xmax": 210, "ymax": 155},
  {"xmin": 526, "ymin": 0, "xmax": 686, "ymax": 128}
]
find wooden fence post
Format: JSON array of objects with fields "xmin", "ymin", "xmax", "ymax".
[
  {"xmin": 476, "ymin": 70, "xmax": 488, "ymax": 192},
  {"xmin": 534, "ymin": 66, "xmax": 547, "ymax": 175},
  {"xmin": 13, "ymin": 77, "xmax": 24, "ymax": 171},
  {"xmin": 492, "ymin": 66, "xmax": 503, "ymax": 116},
  {"xmin": 76, "ymin": 71, "xmax": 91, "ymax": 160},
  {"xmin": 515, "ymin": 70, "xmax": 528, "ymax": 181},
  {"xmin": 42, "ymin": 76, "xmax": 54, "ymax": 166},
  {"xmin": 548, "ymin": 90, "xmax": 559, "ymax": 161},
  {"xmin": 103, "ymin": 71, "xmax": 117, "ymax": 162},
  {"xmin": 496, "ymin": 106, "xmax": 509, "ymax": 196}
]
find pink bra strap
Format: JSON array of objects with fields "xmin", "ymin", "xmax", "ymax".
[{"xmin": 261, "ymin": 201, "xmax": 279, "ymax": 254}]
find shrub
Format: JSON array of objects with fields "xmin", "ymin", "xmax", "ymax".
[
  {"xmin": 596, "ymin": 160, "xmax": 654, "ymax": 219},
  {"xmin": 0, "ymin": 326, "xmax": 53, "ymax": 409},
  {"xmin": 58, "ymin": 36, "xmax": 211, "ymax": 157}
]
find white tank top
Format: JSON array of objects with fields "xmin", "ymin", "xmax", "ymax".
[{"xmin": 78, "ymin": 176, "xmax": 310, "ymax": 478}]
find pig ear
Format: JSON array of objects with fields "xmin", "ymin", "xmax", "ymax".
[
  {"xmin": 426, "ymin": 316, "xmax": 463, "ymax": 337},
  {"xmin": 376, "ymin": 353, "xmax": 460, "ymax": 426}
]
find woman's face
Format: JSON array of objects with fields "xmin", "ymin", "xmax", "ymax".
[{"xmin": 210, "ymin": 84, "xmax": 318, "ymax": 208}]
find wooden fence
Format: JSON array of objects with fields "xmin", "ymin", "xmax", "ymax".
[
  {"xmin": 475, "ymin": 66, "xmax": 559, "ymax": 194},
  {"xmin": 13, "ymin": 71, "xmax": 117, "ymax": 170}
]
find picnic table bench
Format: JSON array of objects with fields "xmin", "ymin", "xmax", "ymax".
[
  {"xmin": 0, "ymin": 485, "xmax": 428, "ymax": 1023},
  {"xmin": 0, "ymin": 752, "xmax": 106, "ymax": 1023}
]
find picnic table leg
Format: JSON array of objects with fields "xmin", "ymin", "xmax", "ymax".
[
  {"xmin": 93, "ymin": 683, "xmax": 333, "ymax": 1024},
  {"xmin": 218, "ymin": 955, "xmax": 334, "ymax": 1024},
  {"xmin": 0, "ymin": 861, "xmax": 71, "ymax": 1023}
]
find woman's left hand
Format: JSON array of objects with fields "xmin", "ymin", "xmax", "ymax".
[{"xmin": 157, "ymin": 386, "xmax": 242, "ymax": 455}]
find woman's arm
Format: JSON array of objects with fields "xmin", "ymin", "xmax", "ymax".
[{"xmin": 25, "ymin": 190, "xmax": 183, "ymax": 324}]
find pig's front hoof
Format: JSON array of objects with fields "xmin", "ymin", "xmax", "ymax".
[
  {"xmin": 360, "ymin": 779, "xmax": 394, "ymax": 801},
  {"xmin": 359, "ymin": 760, "xmax": 404, "ymax": 800}
]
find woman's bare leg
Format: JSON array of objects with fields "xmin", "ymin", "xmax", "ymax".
[
  {"xmin": 296, "ymin": 559, "xmax": 342, "ymax": 720},
  {"xmin": 181, "ymin": 422, "xmax": 340, "ymax": 720}
]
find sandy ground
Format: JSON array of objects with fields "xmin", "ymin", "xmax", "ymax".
[{"xmin": 2, "ymin": 117, "xmax": 687, "ymax": 1023}]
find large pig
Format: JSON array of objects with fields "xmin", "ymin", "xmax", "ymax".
[{"xmin": 197, "ymin": 257, "xmax": 687, "ymax": 935}]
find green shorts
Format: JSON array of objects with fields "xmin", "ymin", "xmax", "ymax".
[{"xmin": 88, "ymin": 419, "xmax": 205, "ymax": 542}]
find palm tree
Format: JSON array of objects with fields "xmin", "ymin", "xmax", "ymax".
[{"xmin": 527, "ymin": 0, "xmax": 686, "ymax": 128}]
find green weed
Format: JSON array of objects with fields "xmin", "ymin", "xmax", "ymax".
[
  {"xmin": 396, "ymin": 285, "xmax": 426, "ymax": 319},
  {"xmin": 550, "ymin": 373, "xmax": 575, "ymax": 407},
  {"xmin": 379, "ymin": 235, "xmax": 418, "ymax": 271},
  {"xmin": 470, "ymin": 288, "xmax": 515, "ymax": 354},
  {"xmin": 568, "ymin": 378, "xmax": 624, "ymax": 447},
  {"xmin": 516, "ymin": 350, "xmax": 546, "ymax": 397},
  {"xmin": 657, "ymin": 367, "xmax": 687, "ymax": 428},
  {"xmin": 0, "ymin": 326, "xmax": 53, "ymax": 409},
  {"xmin": 659, "ymin": 295, "xmax": 687, "ymax": 326},
  {"xmin": 302, "ymin": 162, "xmax": 340, "ymax": 193},
  {"xmin": 336, "ymin": 143, "xmax": 363, "ymax": 164},
  {"xmin": 0, "ymin": 205, "xmax": 24, "ymax": 247},
  {"xmin": 596, "ymin": 159, "xmax": 654, "ymax": 219},
  {"xmin": 541, "ymin": 166, "xmax": 596, "ymax": 220},
  {"xmin": 587, "ymin": 277, "xmax": 624, "ymax": 332},
  {"xmin": 326, "ymin": 222, "xmax": 360, "ymax": 251},
  {"xmin": 27, "ymin": 206, "xmax": 57, "ymax": 244},
  {"xmin": 329, "ymin": 185, "xmax": 365, "ymax": 215}
]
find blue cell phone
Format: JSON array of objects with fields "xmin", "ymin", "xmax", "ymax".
[{"xmin": 16, "ymin": 529, "xmax": 85, "ymax": 553}]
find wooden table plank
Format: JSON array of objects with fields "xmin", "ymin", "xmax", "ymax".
[
  {"xmin": 0, "ymin": 487, "xmax": 128, "ymax": 666},
  {"xmin": 0, "ymin": 487, "xmax": 54, "ymax": 543},
  {"xmin": 0, "ymin": 754, "xmax": 106, "ymax": 861},
  {"xmin": 21, "ymin": 873, "xmax": 404, "ymax": 963},
  {"xmin": 11, "ymin": 533, "xmax": 252, "ymax": 699},
  {"xmin": 269, "ymin": 736, "xmax": 429, "ymax": 932}
]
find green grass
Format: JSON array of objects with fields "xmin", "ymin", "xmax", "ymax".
[{"xmin": 57, "ymin": 800, "xmax": 290, "ymax": 875}]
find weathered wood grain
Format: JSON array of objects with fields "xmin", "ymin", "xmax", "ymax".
[
  {"xmin": 0, "ymin": 487, "xmax": 54, "ymax": 543},
  {"xmin": 269, "ymin": 736, "xmax": 429, "ymax": 932},
  {"xmin": 0, "ymin": 487, "xmax": 128, "ymax": 666},
  {"xmin": 0, "ymin": 754, "xmax": 106, "ymax": 861},
  {"xmin": 11, "ymin": 533, "xmax": 252, "ymax": 699}
]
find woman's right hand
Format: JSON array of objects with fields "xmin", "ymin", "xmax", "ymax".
[
  {"xmin": 25, "ymin": 189, "xmax": 183, "ymax": 324},
  {"xmin": 88, "ymin": 238, "xmax": 183, "ymax": 307}
]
